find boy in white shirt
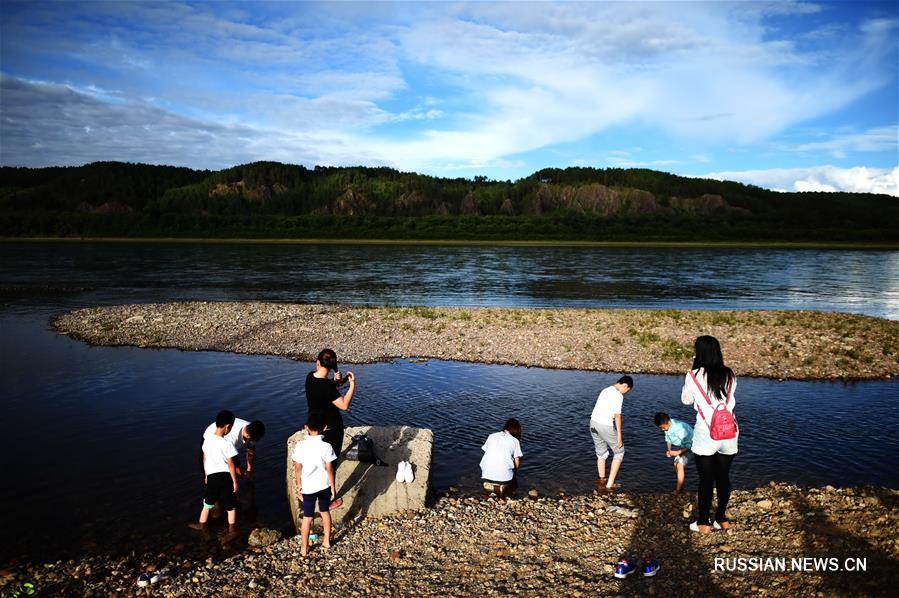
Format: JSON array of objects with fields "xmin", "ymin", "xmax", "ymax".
[
  {"xmin": 292, "ymin": 413, "xmax": 337, "ymax": 556},
  {"xmin": 202, "ymin": 416, "xmax": 266, "ymax": 480},
  {"xmin": 480, "ymin": 418, "xmax": 523, "ymax": 497},
  {"xmin": 589, "ymin": 375, "xmax": 634, "ymax": 492},
  {"xmin": 190, "ymin": 410, "xmax": 239, "ymax": 532}
]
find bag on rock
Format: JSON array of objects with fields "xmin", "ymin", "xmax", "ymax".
[{"xmin": 345, "ymin": 434, "xmax": 376, "ymax": 462}]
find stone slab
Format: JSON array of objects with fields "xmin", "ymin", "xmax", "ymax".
[{"xmin": 286, "ymin": 425, "xmax": 433, "ymax": 530}]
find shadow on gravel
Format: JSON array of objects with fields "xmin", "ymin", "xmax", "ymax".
[
  {"xmin": 616, "ymin": 492, "xmax": 726, "ymax": 596},
  {"xmin": 793, "ymin": 488, "xmax": 899, "ymax": 595}
]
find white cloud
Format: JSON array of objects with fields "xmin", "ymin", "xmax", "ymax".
[
  {"xmin": 380, "ymin": 4, "xmax": 898, "ymax": 169},
  {"xmin": 704, "ymin": 165, "xmax": 899, "ymax": 196},
  {"xmin": 0, "ymin": 75, "xmax": 374, "ymax": 170},
  {"xmin": 778, "ymin": 125, "xmax": 898, "ymax": 157},
  {"xmin": 1, "ymin": 2, "xmax": 896, "ymax": 176}
]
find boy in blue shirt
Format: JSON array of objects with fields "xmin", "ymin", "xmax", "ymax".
[{"xmin": 654, "ymin": 412, "xmax": 693, "ymax": 495}]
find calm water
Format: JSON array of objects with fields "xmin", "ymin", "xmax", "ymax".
[
  {"xmin": 1, "ymin": 241, "xmax": 898, "ymax": 562},
  {"xmin": 2, "ymin": 241, "xmax": 898, "ymax": 316}
]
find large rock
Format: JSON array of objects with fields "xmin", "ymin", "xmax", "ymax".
[
  {"xmin": 286, "ymin": 425, "xmax": 433, "ymax": 530},
  {"xmin": 247, "ymin": 527, "xmax": 282, "ymax": 547}
]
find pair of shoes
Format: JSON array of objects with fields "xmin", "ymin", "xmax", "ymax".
[
  {"xmin": 7, "ymin": 582, "xmax": 36, "ymax": 597},
  {"xmin": 395, "ymin": 461, "xmax": 414, "ymax": 483},
  {"xmin": 614, "ymin": 556, "xmax": 660, "ymax": 578}
]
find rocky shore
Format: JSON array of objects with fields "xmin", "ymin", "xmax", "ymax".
[
  {"xmin": 3, "ymin": 484, "xmax": 896, "ymax": 596},
  {"xmin": 53, "ymin": 302, "xmax": 899, "ymax": 380}
]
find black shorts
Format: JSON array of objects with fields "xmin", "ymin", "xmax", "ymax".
[
  {"xmin": 204, "ymin": 472, "xmax": 236, "ymax": 511},
  {"xmin": 301, "ymin": 488, "xmax": 332, "ymax": 518}
]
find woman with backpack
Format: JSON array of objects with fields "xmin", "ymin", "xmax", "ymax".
[{"xmin": 682, "ymin": 335, "xmax": 739, "ymax": 533}]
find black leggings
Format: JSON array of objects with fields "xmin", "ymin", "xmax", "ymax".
[
  {"xmin": 324, "ymin": 427, "xmax": 344, "ymax": 470},
  {"xmin": 694, "ymin": 452, "xmax": 735, "ymax": 525}
]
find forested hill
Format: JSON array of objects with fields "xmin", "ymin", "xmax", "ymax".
[{"xmin": 1, "ymin": 161, "xmax": 897, "ymax": 242}]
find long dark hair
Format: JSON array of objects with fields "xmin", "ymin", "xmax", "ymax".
[{"xmin": 692, "ymin": 335, "xmax": 734, "ymax": 400}]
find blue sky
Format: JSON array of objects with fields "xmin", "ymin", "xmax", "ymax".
[{"xmin": 1, "ymin": 1, "xmax": 897, "ymax": 194}]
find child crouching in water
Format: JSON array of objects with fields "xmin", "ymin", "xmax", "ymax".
[
  {"xmin": 480, "ymin": 418, "xmax": 523, "ymax": 497},
  {"xmin": 190, "ymin": 410, "xmax": 239, "ymax": 533},
  {"xmin": 654, "ymin": 412, "xmax": 693, "ymax": 495},
  {"xmin": 292, "ymin": 413, "xmax": 337, "ymax": 556}
]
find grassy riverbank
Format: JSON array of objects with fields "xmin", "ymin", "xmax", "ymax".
[
  {"xmin": 5, "ymin": 236, "xmax": 899, "ymax": 249},
  {"xmin": 2, "ymin": 484, "xmax": 896, "ymax": 596},
  {"xmin": 53, "ymin": 302, "xmax": 899, "ymax": 380}
]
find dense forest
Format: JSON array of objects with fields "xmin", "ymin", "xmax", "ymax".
[{"xmin": 1, "ymin": 161, "xmax": 897, "ymax": 242}]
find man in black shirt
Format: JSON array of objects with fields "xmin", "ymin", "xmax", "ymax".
[{"xmin": 305, "ymin": 348, "xmax": 357, "ymax": 507}]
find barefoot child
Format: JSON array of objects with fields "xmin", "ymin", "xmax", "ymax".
[
  {"xmin": 292, "ymin": 413, "xmax": 337, "ymax": 556},
  {"xmin": 190, "ymin": 410, "xmax": 239, "ymax": 532},
  {"xmin": 589, "ymin": 376, "xmax": 634, "ymax": 492},
  {"xmin": 654, "ymin": 412, "xmax": 693, "ymax": 495}
]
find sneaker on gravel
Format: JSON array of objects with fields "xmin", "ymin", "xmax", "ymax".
[
  {"xmin": 614, "ymin": 557, "xmax": 637, "ymax": 578},
  {"xmin": 643, "ymin": 555, "xmax": 660, "ymax": 577}
]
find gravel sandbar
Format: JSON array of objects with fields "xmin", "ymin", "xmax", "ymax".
[{"xmin": 53, "ymin": 302, "xmax": 899, "ymax": 380}]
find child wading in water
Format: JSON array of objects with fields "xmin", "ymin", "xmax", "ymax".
[
  {"xmin": 190, "ymin": 410, "xmax": 239, "ymax": 533},
  {"xmin": 654, "ymin": 412, "xmax": 694, "ymax": 495},
  {"xmin": 589, "ymin": 376, "xmax": 634, "ymax": 492},
  {"xmin": 479, "ymin": 418, "xmax": 523, "ymax": 497},
  {"xmin": 292, "ymin": 413, "xmax": 337, "ymax": 556}
]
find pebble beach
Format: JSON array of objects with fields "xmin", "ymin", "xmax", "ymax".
[{"xmin": 3, "ymin": 484, "xmax": 896, "ymax": 596}]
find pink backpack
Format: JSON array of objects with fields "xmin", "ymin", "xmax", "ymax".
[{"xmin": 689, "ymin": 370, "xmax": 738, "ymax": 440}]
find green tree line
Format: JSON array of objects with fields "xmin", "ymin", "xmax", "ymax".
[{"xmin": 1, "ymin": 161, "xmax": 897, "ymax": 242}]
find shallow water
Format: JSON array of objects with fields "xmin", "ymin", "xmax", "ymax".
[{"xmin": 1, "ymin": 241, "xmax": 898, "ymax": 562}]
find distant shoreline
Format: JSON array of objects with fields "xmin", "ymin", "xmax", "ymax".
[
  {"xmin": 4, "ymin": 236, "xmax": 899, "ymax": 249},
  {"xmin": 52, "ymin": 302, "xmax": 899, "ymax": 380}
]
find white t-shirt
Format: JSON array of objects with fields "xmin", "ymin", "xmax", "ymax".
[
  {"xmin": 291, "ymin": 435, "xmax": 337, "ymax": 495},
  {"xmin": 479, "ymin": 431, "xmax": 523, "ymax": 483},
  {"xmin": 590, "ymin": 385, "xmax": 623, "ymax": 427},
  {"xmin": 203, "ymin": 434, "xmax": 238, "ymax": 475},
  {"xmin": 203, "ymin": 418, "xmax": 250, "ymax": 452}
]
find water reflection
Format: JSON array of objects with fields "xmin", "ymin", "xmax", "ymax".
[{"xmin": 1, "ymin": 242, "xmax": 898, "ymax": 317}]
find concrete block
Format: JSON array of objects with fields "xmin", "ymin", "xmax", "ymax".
[{"xmin": 286, "ymin": 425, "xmax": 433, "ymax": 530}]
